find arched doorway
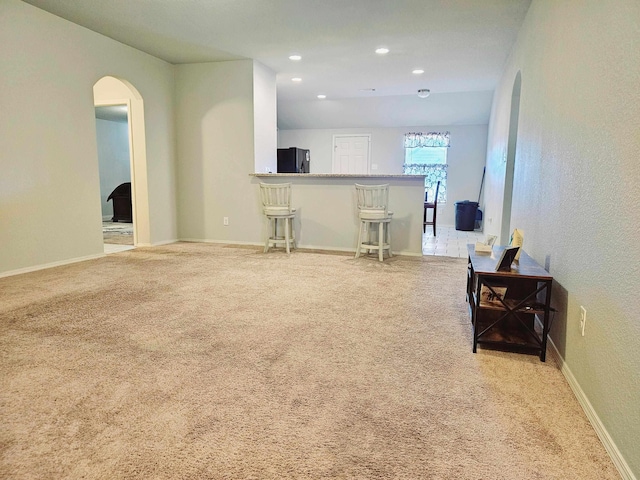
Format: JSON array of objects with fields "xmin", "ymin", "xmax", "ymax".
[
  {"xmin": 500, "ymin": 71, "xmax": 522, "ymax": 245},
  {"xmin": 93, "ymin": 76, "xmax": 150, "ymax": 246}
]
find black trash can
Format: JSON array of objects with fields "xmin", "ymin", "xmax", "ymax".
[{"xmin": 455, "ymin": 201, "xmax": 479, "ymax": 231}]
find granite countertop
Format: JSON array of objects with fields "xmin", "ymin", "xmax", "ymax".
[{"xmin": 250, "ymin": 173, "xmax": 425, "ymax": 178}]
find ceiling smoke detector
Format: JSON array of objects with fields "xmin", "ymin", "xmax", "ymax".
[{"xmin": 417, "ymin": 89, "xmax": 431, "ymax": 98}]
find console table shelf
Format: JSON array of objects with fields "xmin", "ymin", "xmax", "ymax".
[{"xmin": 466, "ymin": 245, "xmax": 553, "ymax": 361}]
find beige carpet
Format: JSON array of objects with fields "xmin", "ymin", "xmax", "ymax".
[{"xmin": 0, "ymin": 243, "xmax": 619, "ymax": 479}]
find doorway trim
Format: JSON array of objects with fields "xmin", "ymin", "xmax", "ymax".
[{"xmin": 93, "ymin": 76, "xmax": 150, "ymax": 246}]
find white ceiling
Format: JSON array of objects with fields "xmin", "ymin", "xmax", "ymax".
[{"xmin": 25, "ymin": 0, "xmax": 531, "ymax": 128}]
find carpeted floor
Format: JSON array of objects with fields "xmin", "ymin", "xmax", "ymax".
[{"xmin": 0, "ymin": 243, "xmax": 620, "ymax": 479}]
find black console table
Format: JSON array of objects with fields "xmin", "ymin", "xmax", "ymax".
[{"xmin": 466, "ymin": 245, "xmax": 553, "ymax": 361}]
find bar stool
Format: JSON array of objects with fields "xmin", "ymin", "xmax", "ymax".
[
  {"xmin": 259, "ymin": 183, "xmax": 297, "ymax": 254},
  {"xmin": 354, "ymin": 184, "xmax": 393, "ymax": 262}
]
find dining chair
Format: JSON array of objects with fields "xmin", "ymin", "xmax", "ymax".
[{"xmin": 423, "ymin": 181, "xmax": 440, "ymax": 236}]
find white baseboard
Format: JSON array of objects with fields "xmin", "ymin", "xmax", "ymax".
[
  {"xmin": 548, "ymin": 338, "xmax": 636, "ymax": 480},
  {"xmin": 151, "ymin": 239, "xmax": 178, "ymax": 246},
  {"xmin": 179, "ymin": 238, "xmax": 263, "ymax": 247},
  {"xmin": 179, "ymin": 238, "xmax": 423, "ymax": 257},
  {"xmin": 1, "ymin": 239, "xmax": 178, "ymax": 277},
  {"xmin": 0, "ymin": 253, "xmax": 105, "ymax": 279}
]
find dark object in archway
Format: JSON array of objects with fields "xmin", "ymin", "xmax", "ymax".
[{"xmin": 107, "ymin": 182, "xmax": 132, "ymax": 223}]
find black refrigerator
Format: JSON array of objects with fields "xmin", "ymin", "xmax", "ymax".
[{"xmin": 277, "ymin": 148, "xmax": 310, "ymax": 173}]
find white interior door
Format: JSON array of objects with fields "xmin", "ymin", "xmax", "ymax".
[{"xmin": 332, "ymin": 135, "xmax": 370, "ymax": 174}]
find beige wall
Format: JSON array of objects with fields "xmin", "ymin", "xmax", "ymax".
[
  {"xmin": 0, "ymin": 0, "xmax": 177, "ymax": 274},
  {"xmin": 253, "ymin": 62, "xmax": 278, "ymax": 175},
  {"xmin": 174, "ymin": 60, "xmax": 263, "ymax": 243},
  {"xmin": 484, "ymin": 0, "xmax": 640, "ymax": 476}
]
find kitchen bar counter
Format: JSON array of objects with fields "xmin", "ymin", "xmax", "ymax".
[
  {"xmin": 251, "ymin": 173, "xmax": 424, "ymax": 178},
  {"xmin": 250, "ymin": 173, "xmax": 425, "ymax": 255}
]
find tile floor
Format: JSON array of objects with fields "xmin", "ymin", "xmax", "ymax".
[{"xmin": 423, "ymin": 225, "xmax": 485, "ymax": 258}]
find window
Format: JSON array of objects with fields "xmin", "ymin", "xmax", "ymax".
[
  {"xmin": 402, "ymin": 132, "xmax": 449, "ymax": 203},
  {"xmin": 405, "ymin": 146, "xmax": 447, "ymax": 166}
]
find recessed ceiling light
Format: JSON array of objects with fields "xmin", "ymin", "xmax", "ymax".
[
  {"xmin": 317, "ymin": 94, "xmax": 326, "ymax": 99},
  {"xmin": 375, "ymin": 47, "xmax": 389, "ymax": 55},
  {"xmin": 412, "ymin": 69, "xmax": 425, "ymax": 75},
  {"xmin": 291, "ymin": 77, "xmax": 302, "ymax": 82},
  {"xmin": 417, "ymin": 89, "xmax": 431, "ymax": 98},
  {"xmin": 289, "ymin": 55, "xmax": 302, "ymax": 61}
]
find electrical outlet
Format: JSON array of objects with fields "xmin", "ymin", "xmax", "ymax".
[
  {"xmin": 579, "ymin": 306, "xmax": 587, "ymax": 336},
  {"xmin": 223, "ymin": 217, "xmax": 229, "ymax": 226}
]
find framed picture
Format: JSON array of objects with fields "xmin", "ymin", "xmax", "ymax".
[{"xmin": 495, "ymin": 246, "xmax": 520, "ymax": 272}]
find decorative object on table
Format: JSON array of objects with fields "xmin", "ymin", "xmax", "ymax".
[
  {"xmin": 479, "ymin": 284, "xmax": 508, "ymax": 306},
  {"xmin": 495, "ymin": 246, "xmax": 520, "ymax": 272},
  {"xmin": 509, "ymin": 228, "xmax": 524, "ymax": 260},
  {"xmin": 474, "ymin": 234, "xmax": 497, "ymax": 254}
]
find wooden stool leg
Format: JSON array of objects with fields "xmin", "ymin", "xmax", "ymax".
[
  {"xmin": 355, "ymin": 220, "xmax": 363, "ymax": 258},
  {"xmin": 432, "ymin": 207, "xmax": 437, "ymax": 236},
  {"xmin": 378, "ymin": 221, "xmax": 384, "ymax": 262},
  {"xmin": 291, "ymin": 217, "xmax": 296, "ymax": 249},
  {"xmin": 387, "ymin": 222, "xmax": 392, "ymax": 257},
  {"xmin": 423, "ymin": 204, "xmax": 427, "ymax": 233},
  {"xmin": 284, "ymin": 217, "xmax": 291, "ymax": 254},
  {"xmin": 264, "ymin": 217, "xmax": 271, "ymax": 253},
  {"xmin": 273, "ymin": 218, "xmax": 279, "ymax": 250}
]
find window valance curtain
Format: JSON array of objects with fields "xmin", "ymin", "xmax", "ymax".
[{"xmin": 403, "ymin": 132, "xmax": 450, "ymax": 148}]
